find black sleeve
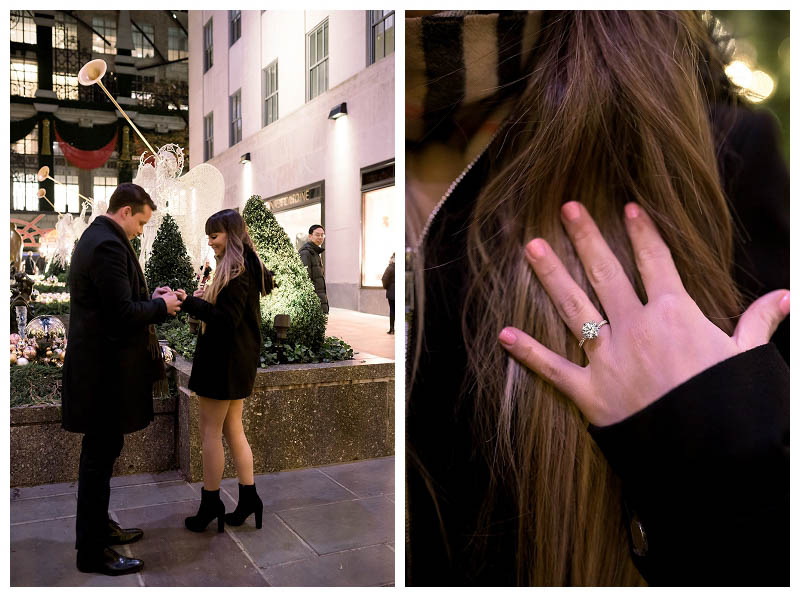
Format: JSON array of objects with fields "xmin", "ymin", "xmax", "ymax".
[
  {"xmin": 89, "ymin": 240, "xmax": 168, "ymax": 329},
  {"xmin": 299, "ymin": 249, "xmax": 314, "ymax": 280},
  {"xmin": 589, "ymin": 343, "xmax": 788, "ymax": 586},
  {"xmin": 181, "ymin": 272, "xmax": 250, "ymax": 330}
]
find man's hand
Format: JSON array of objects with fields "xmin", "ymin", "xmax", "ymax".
[
  {"xmin": 174, "ymin": 289, "xmax": 187, "ymax": 301},
  {"xmin": 152, "ymin": 286, "xmax": 173, "ymax": 300},
  {"xmin": 162, "ymin": 292, "xmax": 182, "ymax": 316}
]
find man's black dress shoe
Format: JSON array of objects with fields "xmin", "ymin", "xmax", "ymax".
[
  {"xmin": 107, "ymin": 519, "xmax": 144, "ymax": 545},
  {"xmin": 76, "ymin": 546, "xmax": 144, "ymax": 576}
]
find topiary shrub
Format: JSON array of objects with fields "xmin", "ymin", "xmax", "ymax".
[
  {"xmin": 145, "ymin": 213, "xmax": 198, "ymax": 295},
  {"xmin": 242, "ymin": 195, "xmax": 326, "ymax": 349},
  {"xmin": 131, "ymin": 234, "xmax": 142, "ymax": 258}
]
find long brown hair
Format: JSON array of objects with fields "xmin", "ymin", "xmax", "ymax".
[
  {"xmin": 202, "ymin": 209, "xmax": 270, "ymax": 331},
  {"xmin": 413, "ymin": 11, "xmax": 742, "ymax": 586}
]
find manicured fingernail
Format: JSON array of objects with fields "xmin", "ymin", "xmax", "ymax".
[
  {"xmin": 498, "ymin": 328, "xmax": 517, "ymax": 346},
  {"xmin": 625, "ymin": 203, "xmax": 639, "ymax": 219},
  {"xmin": 526, "ymin": 239, "xmax": 546, "ymax": 260},
  {"xmin": 562, "ymin": 202, "xmax": 580, "ymax": 221},
  {"xmin": 780, "ymin": 291, "xmax": 790, "ymax": 315}
]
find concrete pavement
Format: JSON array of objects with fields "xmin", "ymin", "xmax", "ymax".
[
  {"xmin": 326, "ymin": 307, "xmax": 396, "ymax": 361},
  {"xmin": 10, "ymin": 456, "xmax": 395, "ymax": 587}
]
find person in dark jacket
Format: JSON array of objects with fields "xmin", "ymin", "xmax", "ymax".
[
  {"xmin": 381, "ymin": 253, "xmax": 395, "ymax": 334},
  {"xmin": 406, "ymin": 11, "xmax": 788, "ymax": 587},
  {"xmin": 298, "ymin": 224, "xmax": 329, "ymax": 314},
  {"xmin": 62, "ymin": 183, "xmax": 183, "ymax": 576},
  {"xmin": 175, "ymin": 209, "xmax": 274, "ymax": 534}
]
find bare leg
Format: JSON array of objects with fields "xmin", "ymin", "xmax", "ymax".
[
  {"xmin": 197, "ymin": 396, "xmax": 231, "ymax": 491},
  {"xmin": 222, "ymin": 399, "xmax": 254, "ymax": 485}
]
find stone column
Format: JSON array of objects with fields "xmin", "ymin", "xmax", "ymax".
[{"xmin": 33, "ymin": 12, "xmax": 56, "ymax": 212}]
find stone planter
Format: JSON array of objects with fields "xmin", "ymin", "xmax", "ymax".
[
  {"xmin": 10, "ymin": 396, "xmax": 177, "ymax": 487},
  {"xmin": 170, "ymin": 354, "xmax": 395, "ymax": 483}
]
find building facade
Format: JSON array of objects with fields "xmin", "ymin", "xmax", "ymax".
[
  {"xmin": 188, "ymin": 10, "xmax": 395, "ymax": 315},
  {"xmin": 10, "ymin": 10, "xmax": 189, "ymax": 252}
]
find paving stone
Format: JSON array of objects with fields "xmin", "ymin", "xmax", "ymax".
[
  {"xmin": 109, "ymin": 481, "xmax": 198, "ymax": 511},
  {"xmin": 319, "ymin": 456, "xmax": 395, "ymax": 497},
  {"xmin": 277, "ymin": 496, "xmax": 393, "ymax": 555},
  {"xmin": 11, "ymin": 480, "xmax": 77, "ymax": 501},
  {"xmin": 11, "ymin": 492, "xmax": 77, "ymax": 524},
  {"xmin": 114, "ymin": 501, "xmax": 267, "ymax": 586},
  {"xmin": 110, "ymin": 470, "xmax": 185, "ymax": 488},
  {"xmin": 227, "ymin": 512, "xmax": 315, "ymax": 567},
  {"xmin": 262, "ymin": 544, "xmax": 394, "ymax": 587},
  {"xmin": 221, "ymin": 468, "xmax": 355, "ymax": 513},
  {"xmin": 11, "ymin": 516, "xmax": 139, "ymax": 587}
]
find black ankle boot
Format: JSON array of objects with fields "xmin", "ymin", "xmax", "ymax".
[
  {"xmin": 185, "ymin": 488, "xmax": 225, "ymax": 533},
  {"xmin": 225, "ymin": 483, "xmax": 263, "ymax": 529}
]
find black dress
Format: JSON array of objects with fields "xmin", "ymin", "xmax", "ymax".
[{"xmin": 180, "ymin": 248, "xmax": 271, "ymax": 401}]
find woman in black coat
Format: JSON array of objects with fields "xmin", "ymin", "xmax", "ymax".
[
  {"xmin": 381, "ymin": 253, "xmax": 395, "ymax": 334},
  {"xmin": 175, "ymin": 209, "xmax": 274, "ymax": 533}
]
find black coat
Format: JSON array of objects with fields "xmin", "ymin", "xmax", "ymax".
[
  {"xmin": 382, "ymin": 261, "xmax": 395, "ymax": 300},
  {"xmin": 181, "ymin": 248, "xmax": 271, "ymax": 401},
  {"xmin": 407, "ymin": 107, "xmax": 789, "ymax": 586},
  {"xmin": 298, "ymin": 241, "xmax": 329, "ymax": 314},
  {"xmin": 62, "ymin": 216, "xmax": 168, "ymax": 435}
]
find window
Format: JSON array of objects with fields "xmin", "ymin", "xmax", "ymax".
[
  {"xmin": 132, "ymin": 23, "xmax": 155, "ymax": 59},
  {"xmin": 229, "ymin": 11, "xmax": 241, "ymax": 46},
  {"xmin": 229, "ymin": 90, "xmax": 242, "ymax": 145},
  {"xmin": 11, "ymin": 128, "xmax": 38, "ymax": 156},
  {"xmin": 263, "ymin": 60, "xmax": 278, "ymax": 126},
  {"xmin": 307, "ymin": 19, "xmax": 329, "ymax": 101},
  {"xmin": 12, "ymin": 170, "xmax": 39, "ymax": 211},
  {"xmin": 93, "ymin": 175, "xmax": 118, "ymax": 206},
  {"xmin": 11, "ymin": 57, "xmax": 37, "ymax": 98},
  {"xmin": 204, "ymin": 113, "xmax": 214, "ymax": 161},
  {"xmin": 92, "ymin": 15, "xmax": 117, "ymax": 54},
  {"xmin": 361, "ymin": 161, "xmax": 396, "ymax": 287},
  {"xmin": 10, "ymin": 11, "xmax": 37, "ymax": 44},
  {"xmin": 203, "ymin": 19, "xmax": 213, "ymax": 72},
  {"xmin": 368, "ymin": 11, "xmax": 395, "ymax": 64},
  {"xmin": 53, "ymin": 14, "xmax": 78, "ymax": 50},
  {"xmin": 168, "ymin": 27, "xmax": 188, "ymax": 61},
  {"xmin": 53, "ymin": 71, "xmax": 79, "ymax": 100},
  {"xmin": 54, "ymin": 172, "xmax": 80, "ymax": 213}
]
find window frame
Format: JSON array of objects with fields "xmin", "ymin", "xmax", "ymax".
[
  {"xmin": 10, "ymin": 56, "xmax": 38, "ymax": 98},
  {"xmin": 132, "ymin": 22, "xmax": 155, "ymax": 59},
  {"xmin": 203, "ymin": 18, "xmax": 214, "ymax": 73},
  {"xmin": 229, "ymin": 89, "xmax": 242, "ymax": 146},
  {"xmin": 367, "ymin": 10, "xmax": 395, "ymax": 65},
  {"xmin": 306, "ymin": 19, "xmax": 329, "ymax": 102},
  {"xmin": 204, "ymin": 112, "xmax": 214, "ymax": 161},
  {"xmin": 168, "ymin": 27, "xmax": 188, "ymax": 61},
  {"xmin": 263, "ymin": 60, "xmax": 279, "ymax": 127},
  {"xmin": 92, "ymin": 15, "xmax": 117, "ymax": 55},
  {"xmin": 229, "ymin": 10, "xmax": 242, "ymax": 46},
  {"xmin": 10, "ymin": 10, "xmax": 37, "ymax": 45}
]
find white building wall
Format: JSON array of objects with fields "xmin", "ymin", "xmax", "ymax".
[{"xmin": 189, "ymin": 10, "xmax": 394, "ymax": 315}]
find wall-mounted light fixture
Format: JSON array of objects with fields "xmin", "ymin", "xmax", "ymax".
[
  {"xmin": 328, "ymin": 102, "xmax": 348, "ymax": 120},
  {"xmin": 240, "ymin": 152, "xmax": 251, "ymax": 164}
]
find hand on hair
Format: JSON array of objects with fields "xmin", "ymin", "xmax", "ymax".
[{"xmin": 498, "ymin": 201, "xmax": 790, "ymax": 427}]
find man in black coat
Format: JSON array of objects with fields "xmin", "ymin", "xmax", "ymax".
[
  {"xmin": 62, "ymin": 183, "xmax": 183, "ymax": 576},
  {"xmin": 298, "ymin": 224, "xmax": 329, "ymax": 314}
]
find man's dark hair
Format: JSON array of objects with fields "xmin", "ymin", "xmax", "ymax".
[
  {"xmin": 108, "ymin": 183, "xmax": 157, "ymax": 215},
  {"xmin": 309, "ymin": 224, "xmax": 323, "ymax": 235}
]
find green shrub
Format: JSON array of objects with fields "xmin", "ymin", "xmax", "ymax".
[
  {"xmin": 34, "ymin": 283, "xmax": 67, "ymax": 294},
  {"xmin": 29, "ymin": 300, "xmax": 70, "ymax": 316},
  {"xmin": 10, "ymin": 363, "xmax": 62, "ymax": 407},
  {"xmin": 145, "ymin": 213, "xmax": 198, "ymax": 295},
  {"xmin": 242, "ymin": 195, "xmax": 326, "ymax": 349}
]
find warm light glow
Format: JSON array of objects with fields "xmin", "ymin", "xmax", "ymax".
[
  {"xmin": 241, "ymin": 161, "xmax": 253, "ymax": 208},
  {"xmin": 725, "ymin": 60, "xmax": 776, "ymax": 104},
  {"xmin": 725, "ymin": 60, "xmax": 753, "ymax": 88},
  {"xmin": 747, "ymin": 70, "xmax": 775, "ymax": 103}
]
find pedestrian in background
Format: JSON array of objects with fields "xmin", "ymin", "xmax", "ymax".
[
  {"xmin": 299, "ymin": 224, "xmax": 329, "ymax": 314},
  {"xmin": 382, "ymin": 253, "xmax": 395, "ymax": 334}
]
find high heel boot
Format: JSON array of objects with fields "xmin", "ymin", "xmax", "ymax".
[
  {"xmin": 185, "ymin": 488, "xmax": 225, "ymax": 533},
  {"xmin": 225, "ymin": 483, "xmax": 263, "ymax": 529}
]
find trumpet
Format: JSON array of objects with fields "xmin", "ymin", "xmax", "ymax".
[
  {"xmin": 36, "ymin": 187, "xmax": 62, "ymax": 214},
  {"xmin": 77, "ymin": 58, "xmax": 157, "ymax": 157},
  {"xmin": 37, "ymin": 166, "xmax": 93, "ymax": 208}
]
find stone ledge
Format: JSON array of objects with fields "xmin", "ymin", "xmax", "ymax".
[{"xmin": 10, "ymin": 396, "xmax": 176, "ymax": 426}]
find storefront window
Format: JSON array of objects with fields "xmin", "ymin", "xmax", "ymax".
[{"xmin": 361, "ymin": 184, "xmax": 395, "ymax": 287}]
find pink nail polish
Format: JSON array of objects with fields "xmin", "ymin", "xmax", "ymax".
[
  {"xmin": 498, "ymin": 328, "xmax": 517, "ymax": 346},
  {"xmin": 780, "ymin": 292, "xmax": 790, "ymax": 315},
  {"xmin": 562, "ymin": 202, "xmax": 580, "ymax": 221},
  {"xmin": 526, "ymin": 239, "xmax": 546, "ymax": 260},
  {"xmin": 625, "ymin": 204, "xmax": 639, "ymax": 219}
]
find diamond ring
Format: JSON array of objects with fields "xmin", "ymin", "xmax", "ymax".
[{"xmin": 578, "ymin": 320, "xmax": 608, "ymax": 348}]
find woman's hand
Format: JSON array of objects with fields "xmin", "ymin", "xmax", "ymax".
[
  {"xmin": 193, "ymin": 287, "xmax": 205, "ymax": 298},
  {"xmin": 498, "ymin": 201, "xmax": 789, "ymax": 427},
  {"xmin": 152, "ymin": 286, "xmax": 172, "ymax": 300},
  {"xmin": 174, "ymin": 289, "xmax": 187, "ymax": 301}
]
